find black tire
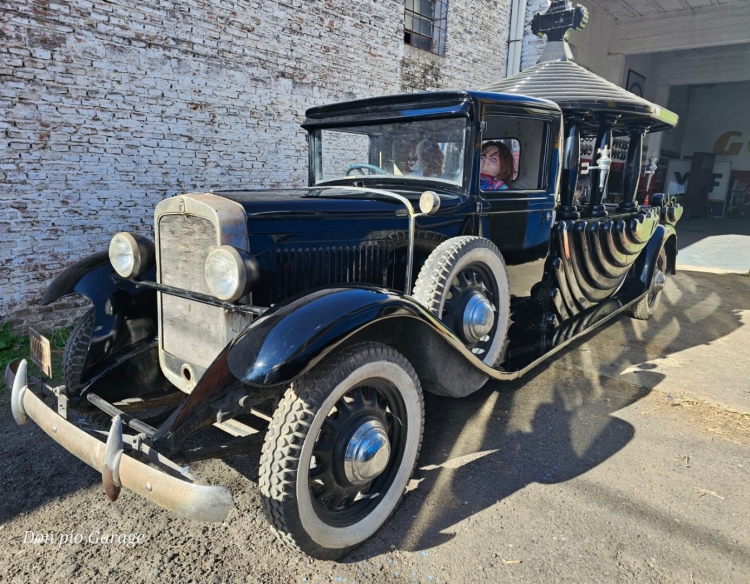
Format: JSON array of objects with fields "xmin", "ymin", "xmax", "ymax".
[
  {"xmin": 259, "ymin": 342, "xmax": 424, "ymax": 560},
  {"xmin": 412, "ymin": 236, "xmax": 510, "ymax": 366},
  {"xmin": 62, "ymin": 307, "xmax": 94, "ymax": 395},
  {"xmin": 631, "ymin": 247, "xmax": 667, "ymax": 320}
]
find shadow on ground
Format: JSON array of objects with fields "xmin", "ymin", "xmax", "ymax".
[
  {"xmin": 346, "ymin": 272, "xmax": 749, "ymax": 559},
  {"xmin": 0, "ymin": 272, "xmax": 747, "ymax": 564}
]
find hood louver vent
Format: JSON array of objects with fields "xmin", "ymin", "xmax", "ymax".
[{"xmin": 270, "ymin": 245, "xmax": 393, "ymax": 304}]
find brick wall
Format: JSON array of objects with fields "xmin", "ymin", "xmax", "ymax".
[
  {"xmin": 521, "ymin": 0, "xmax": 549, "ymax": 71},
  {"xmin": 1, "ymin": 0, "xmax": 510, "ymax": 331}
]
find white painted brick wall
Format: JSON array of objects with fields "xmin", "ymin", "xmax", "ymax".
[
  {"xmin": 1, "ymin": 0, "xmax": 510, "ymax": 331},
  {"xmin": 521, "ymin": 0, "xmax": 550, "ymax": 71}
]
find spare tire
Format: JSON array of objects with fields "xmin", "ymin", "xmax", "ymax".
[
  {"xmin": 62, "ymin": 307, "xmax": 94, "ymax": 395},
  {"xmin": 412, "ymin": 236, "xmax": 510, "ymax": 367}
]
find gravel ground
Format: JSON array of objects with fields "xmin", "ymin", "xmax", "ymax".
[
  {"xmin": 2, "ymin": 371, "xmax": 749, "ymax": 583},
  {"xmin": 2, "ymin": 271, "xmax": 749, "ymax": 583}
]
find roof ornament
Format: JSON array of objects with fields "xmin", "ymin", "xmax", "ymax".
[{"xmin": 532, "ymin": 1, "xmax": 589, "ymax": 63}]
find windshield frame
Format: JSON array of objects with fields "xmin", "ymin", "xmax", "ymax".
[{"xmin": 307, "ymin": 114, "xmax": 474, "ymax": 197}]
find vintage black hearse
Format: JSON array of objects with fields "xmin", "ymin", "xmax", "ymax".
[{"xmin": 8, "ymin": 1, "xmax": 683, "ymax": 560}]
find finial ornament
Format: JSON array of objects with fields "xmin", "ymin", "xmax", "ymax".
[
  {"xmin": 532, "ymin": 1, "xmax": 589, "ymax": 43},
  {"xmin": 643, "ymin": 154, "xmax": 659, "ymax": 191},
  {"xmin": 588, "ymin": 146, "xmax": 612, "ymax": 191}
]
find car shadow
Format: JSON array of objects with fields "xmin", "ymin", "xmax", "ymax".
[
  {"xmin": 342, "ymin": 272, "xmax": 750, "ymax": 560},
  {"xmin": 348, "ymin": 363, "xmax": 651, "ymax": 558}
]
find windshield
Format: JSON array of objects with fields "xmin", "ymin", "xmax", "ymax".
[{"xmin": 312, "ymin": 117, "xmax": 469, "ymax": 188}]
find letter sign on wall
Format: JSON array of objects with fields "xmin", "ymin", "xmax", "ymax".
[
  {"xmin": 714, "ymin": 131, "xmax": 744, "ymax": 156},
  {"xmin": 665, "ymin": 160, "xmax": 691, "ymax": 195},
  {"xmin": 708, "ymin": 161, "xmax": 732, "ymax": 202}
]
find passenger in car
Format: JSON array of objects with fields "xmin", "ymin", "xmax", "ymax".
[
  {"xmin": 416, "ymin": 139, "xmax": 445, "ymax": 178},
  {"xmin": 480, "ymin": 141, "xmax": 514, "ymax": 191}
]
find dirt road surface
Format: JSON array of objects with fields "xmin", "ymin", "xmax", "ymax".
[{"xmin": 2, "ymin": 271, "xmax": 749, "ymax": 583}]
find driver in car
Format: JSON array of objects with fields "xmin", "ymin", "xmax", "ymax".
[{"xmin": 416, "ymin": 139, "xmax": 445, "ymax": 178}]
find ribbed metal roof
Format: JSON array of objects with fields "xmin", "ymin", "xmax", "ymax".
[{"xmin": 481, "ymin": 60, "xmax": 678, "ymax": 134}]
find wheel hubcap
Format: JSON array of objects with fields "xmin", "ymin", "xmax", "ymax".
[
  {"xmin": 648, "ymin": 253, "xmax": 667, "ymax": 307},
  {"xmin": 309, "ymin": 383, "xmax": 405, "ymax": 522},
  {"xmin": 653, "ymin": 271, "xmax": 666, "ymax": 292},
  {"xmin": 462, "ymin": 293, "xmax": 495, "ymax": 343},
  {"xmin": 442, "ymin": 264, "xmax": 499, "ymax": 354},
  {"xmin": 344, "ymin": 420, "xmax": 391, "ymax": 486}
]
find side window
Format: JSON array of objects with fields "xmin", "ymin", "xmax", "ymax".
[
  {"xmin": 480, "ymin": 139, "xmax": 520, "ymax": 191},
  {"xmin": 480, "ymin": 117, "xmax": 548, "ymax": 192}
]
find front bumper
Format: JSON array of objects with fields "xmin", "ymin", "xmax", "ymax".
[{"xmin": 6, "ymin": 359, "xmax": 234, "ymax": 522}]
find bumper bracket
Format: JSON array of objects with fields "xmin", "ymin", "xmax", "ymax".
[
  {"xmin": 103, "ymin": 415, "xmax": 124, "ymax": 501},
  {"xmin": 10, "ymin": 359, "xmax": 28, "ymax": 426}
]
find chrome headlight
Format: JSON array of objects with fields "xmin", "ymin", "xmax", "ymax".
[
  {"xmin": 205, "ymin": 245, "xmax": 259, "ymax": 301},
  {"xmin": 108, "ymin": 232, "xmax": 155, "ymax": 278}
]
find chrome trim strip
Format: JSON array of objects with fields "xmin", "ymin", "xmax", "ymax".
[{"xmin": 114, "ymin": 276, "xmax": 268, "ymax": 316}]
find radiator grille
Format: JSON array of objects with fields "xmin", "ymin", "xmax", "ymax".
[
  {"xmin": 158, "ymin": 214, "xmax": 226, "ymax": 369},
  {"xmin": 158, "ymin": 215, "xmax": 215, "ymax": 292},
  {"xmin": 271, "ymin": 245, "xmax": 392, "ymax": 304}
]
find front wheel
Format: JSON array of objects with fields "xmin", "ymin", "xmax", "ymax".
[{"xmin": 259, "ymin": 342, "xmax": 424, "ymax": 560}]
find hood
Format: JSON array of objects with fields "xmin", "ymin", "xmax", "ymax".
[{"xmin": 215, "ymin": 187, "xmax": 463, "ymax": 223}]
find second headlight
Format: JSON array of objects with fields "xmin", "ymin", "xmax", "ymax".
[
  {"xmin": 109, "ymin": 232, "xmax": 155, "ymax": 278},
  {"xmin": 204, "ymin": 245, "xmax": 258, "ymax": 301}
]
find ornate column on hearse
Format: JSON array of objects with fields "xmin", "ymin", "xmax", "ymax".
[
  {"xmin": 585, "ymin": 114, "xmax": 618, "ymax": 218},
  {"xmin": 558, "ymin": 113, "xmax": 583, "ymax": 220},
  {"xmin": 618, "ymin": 126, "xmax": 649, "ymax": 213},
  {"xmin": 480, "ymin": 0, "xmax": 682, "ymax": 324}
]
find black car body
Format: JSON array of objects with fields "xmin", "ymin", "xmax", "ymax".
[{"xmin": 8, "ymin": 1, "xmax": 683, "ymax": 560}]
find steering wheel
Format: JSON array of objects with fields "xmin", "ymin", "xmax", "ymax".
[{"xmin": 346, "ymin": 163, "xmax": 385, "ymax": 176}]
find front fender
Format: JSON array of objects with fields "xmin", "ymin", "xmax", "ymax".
[
  {"xmin": 154, "ymin": 287, "xmax": 494, "ymax": 449},
  {"xmin": 226, "ymin": 286, "xmax": 493, "ymax": 393},
  {"xmin": 42, "ymin": 251, "xmax": 159, "ymax": 390}
]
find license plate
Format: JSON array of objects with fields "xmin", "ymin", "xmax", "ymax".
[{"xmin": 29, "ymin": 328, "xmax": 52, "ymax": 378}]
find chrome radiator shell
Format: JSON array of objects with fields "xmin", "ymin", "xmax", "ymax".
[{"xmin": 154, "ymin": 193, "xmax": 251, "ymax": 393}]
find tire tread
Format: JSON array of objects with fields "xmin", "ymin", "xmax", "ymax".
[
  {"xmin": 62, "ymin": 307, "xmax": 94, "ymax": 395},
  {"xmin": 412, "ymin": 236, "xmax": 510, "ymax": 366},
  {"xmin": 259, "ymin": 342, "xmax": 424, "ymax": 560}
]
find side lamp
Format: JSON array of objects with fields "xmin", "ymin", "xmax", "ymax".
[{"xmin": 417, "ymin": 191, "xmax": 441, "ymax": 216}]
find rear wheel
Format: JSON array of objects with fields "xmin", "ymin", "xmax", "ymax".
[
  {"xmin": 259, "ymin": 342, "xmax": 424, "ymax": 560},
  {"xmin": 62, "ymin": 307, "xmax": 94, "ymax": 395},
  {"xmin": 631, "ymin": 247, "xmax": 667, "ymax": 320}
]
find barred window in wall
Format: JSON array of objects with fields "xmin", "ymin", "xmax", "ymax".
[{"xmin": 404, "ymin": 0, "xmax": 448, "ymax": 56}]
